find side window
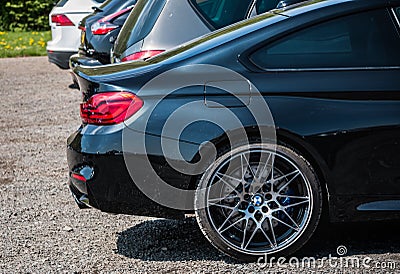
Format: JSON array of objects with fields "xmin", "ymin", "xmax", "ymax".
[
  {"xmin": 256, "ymin": 0, "xmax": 280, "ymax": 14},
  {"xmin": 55, "ymin": 0, "xmax": 68, "ymax": 7},
  {"xmin": 250, "ymin": 9, "xmax": 400, "ymax": 70},
  {"xmin": 255, "ymin": 0, "xmax": 305, "ymax": 14},
  {"xmin": 190, "ymin": 0, "xmax": 253, "ymax": 29}
]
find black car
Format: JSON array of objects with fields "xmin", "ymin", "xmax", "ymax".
[
  {"xmin": 77, "ymin": 0, "xmax": 137, "ymax": 65},
  {"xmin": 68, "ymin": 0, "xmax": 400, "ymax": 261}
]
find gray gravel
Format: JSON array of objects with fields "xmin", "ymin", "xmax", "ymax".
[{"xmin": 0, "ymin": 56, "xmax": 400, "ymax": 273}]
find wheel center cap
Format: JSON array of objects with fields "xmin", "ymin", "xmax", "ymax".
[{"xmin": 251, "ymin": 195, "xmax": 264, "ymax": 207}]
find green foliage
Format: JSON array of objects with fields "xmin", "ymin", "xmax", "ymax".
[
  {"xmin": 0, "ymin": 0, "xmax": 55, "ymax": 31},
  {"xmin": 0, "ymin": 31, "xmax": 51, "ymax": 58}
]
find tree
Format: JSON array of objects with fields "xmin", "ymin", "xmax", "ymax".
[{"xmin": 0, "ymin": 0, "xmax": 55, "ymax": 31}]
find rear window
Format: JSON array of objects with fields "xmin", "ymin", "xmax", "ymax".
[
  {"xmin": 99, "ymin": 0, "xmax": 137, "ymax": 14},
  {"xmin": 113, "ymin": 9, "xmax": 132, "ymax": 25},
  {"xmin": 190, "ymin": 0, "xmax": 253, "ymax": 29},
  {"xmin": 114, "ymin": 0, "xmax": 167, "ymax": 54},
  {"xmin": 56, "ymin": 0, "xmax": 106, "ymax": 7},
  {"xmin": 56, "ymin": 0, "xmax": 68, "ymax": 7}
]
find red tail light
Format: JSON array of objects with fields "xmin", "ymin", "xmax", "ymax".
[
  {"xmin": 51, "ymin": 14, "xmax": 75, "ymax": 26},
  {"xmin": 91, "ymin": 22, "xmax": 118, "ymax": 35},
  {"xmin": 101, "ymin": 6, "xmax": 133, "ymax": 22},
  {"xmin": 80, "ymin": 92, "xmax": 143, "ymax": 125},
  {"xmin": 121, "ymin": 50, "xmax": 165, "ymax": 62},
  {"xmin": 91, "ymin": 6, "xmax": 133, "ymax": 35}
]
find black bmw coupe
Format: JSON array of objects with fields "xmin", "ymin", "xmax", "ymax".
[{"xmin": 68, "ymin": 0, "xmax": 400, "ymax": 261}]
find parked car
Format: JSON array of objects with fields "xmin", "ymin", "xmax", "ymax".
[
  {"xmin": 68, "ymin": 0, "xmax": 400, "ymax": 261},
  {"xmin": 78, "ymin": 0, "xmax": 137, "ymax": 65},
  {"xmin": 47, "ymin": 0, "xmax": 106, "ymax": 69}
]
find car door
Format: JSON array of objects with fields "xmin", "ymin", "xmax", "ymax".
[{"xmin": 242, "ymin": 7, "xmax": 400, "ymax": 204}]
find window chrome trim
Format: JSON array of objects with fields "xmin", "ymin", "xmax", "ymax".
[
  {"xmin": 246, "ymin": 0, "xmax": 258, "ymax": 18},
  {"xmin": 391, "ymin": 7, "xmax": 400, "ymax": 28},
  {"xmin": 257, "ymin": 66, "xmax": 400, "ymax": 72}
]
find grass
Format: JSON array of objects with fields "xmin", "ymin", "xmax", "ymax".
[{"xmin": 0, "ymin": 31, "xmax": 50, "ymax": 58}]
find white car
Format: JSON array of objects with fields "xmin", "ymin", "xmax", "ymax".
[{"xmin": 47, "ymin": 0, "xmax": 106, "ymax": 69}]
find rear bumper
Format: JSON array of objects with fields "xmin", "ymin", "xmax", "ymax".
[
  {"xmin": 47, "ymin": 50, "xmax": 76, "ymax": 69},
  {"xmin": 66, "ymin": 129, "xmax": 185, "ymax": 219},
  {"xmin": 69, "ymin": 183, "xmax": 90, "ymax": 209}
]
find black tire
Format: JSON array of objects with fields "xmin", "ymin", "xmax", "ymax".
[{"xmin": 195, "ymin": 143, "xmax": 322, "ymax": 262}]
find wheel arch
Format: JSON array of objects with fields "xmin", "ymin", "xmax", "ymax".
[
  {"xmin": 276, "ymin": 128, "xmax": 332, "ymax": 222},
  {"xmin": 188, "ymin": 126, "xmax": 332, "ymax": 219}
]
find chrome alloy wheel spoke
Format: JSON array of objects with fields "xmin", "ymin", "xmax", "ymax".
[
  {"xmin": 283, "ymin": 200, "xmax": 309, "ymax": 209},
  {"xmin": 208, "ymin": 202, "xmax": 237, "ymax": 210},
  {"xmin": 215, "ymin": 172, "xmax": 241, "ymax": 196},
  {"xmin": 219, "ymin": 216, "xmax": 246, "ymax": 234},
  {"xmin": 267, "ymin": 217, "xmax": 277, "ymax": 247},
  {"xmin": 217, "ymin": 207, "xmax": 240, "ymax": 232},
  {"xmin": 254, "ymin": 153, "xmax": 273, "ymax": 182},
  {"xmin": 279, "ymin": 208, "xmax": 300, "ymax": 230},
  {"xmin": 271, "ymin": 216, "xmax": 300, "ymax": 231},
  {"xmin": 277, "ymin": 170, "xmax": 301, "ymax": 193},
  {"xmin": 242, "ymin": 153, "xmax": 257, "ymax": 180},
  {"xmin": 208, "ymin": 194, "xmax": 237, "ymax": 203},
  {"xmin": 277, "ymin": 194, "xmax": 309, "ymax": 200},
  {"xmin": 243, "ymin": 217, "xmax": 275, "ymax": 249},
  {"xmin": 241, "ymin": 218, "xmax": 250, "ymax": 249}
]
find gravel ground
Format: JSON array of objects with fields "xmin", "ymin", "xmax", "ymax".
[{"xmin": 0, "ymin": 56, "xmax": 400, "ymax": 273}]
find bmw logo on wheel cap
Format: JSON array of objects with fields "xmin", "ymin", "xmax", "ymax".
[{"xmin": 252, "ymin": 195, "xmax": 264, "ymax": 207}]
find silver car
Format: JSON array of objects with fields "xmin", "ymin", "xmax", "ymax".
[{"xmin": 111, "ymin": 0, "xmax": 303, "ymax": 62}]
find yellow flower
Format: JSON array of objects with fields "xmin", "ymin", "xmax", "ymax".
[
  {"xmin": 5, "ymin": 45, "xmax": 12, "ymax": 49},
  {"xmin": 29, "ymin": 38, "xmax": 34, "ymax": 46},
  {"xmin": 0, "ymin": 42, "xmax": 6, "ymax": 45},
  {"xmin": 0, "ymin": 32, "xmax": 5, "ymax": 35},
  {"xmin": 22, "ymin": 46, "xmax": 26, "ymax": 49},
  {"xmin": 37, "ymin": 40, "xmax": 46, "ymax": 47},
  {"xmin": 18, "ymin": 37, "xmax": 22, "ymax": 41}
]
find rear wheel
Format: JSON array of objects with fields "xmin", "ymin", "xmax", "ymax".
[{"xmin": 195, "ymin": 143, "xmax": 322, "ymax": 261}]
